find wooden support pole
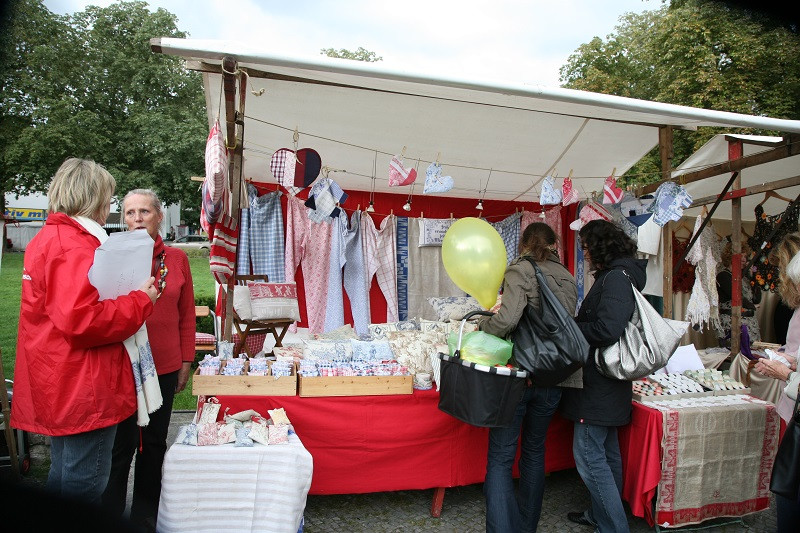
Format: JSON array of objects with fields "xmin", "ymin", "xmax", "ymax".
[
  {"xmin": 660, "ymin": 126, "xmax": 674, "ymax": 319},
  {"xmin": 729, "ymin": 140, "xmax": 743, "ymax": 356}
]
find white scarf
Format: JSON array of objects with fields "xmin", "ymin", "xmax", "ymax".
[{"xmin": 73, "ymin": 216, "xmax": 163, "ymax": 426}]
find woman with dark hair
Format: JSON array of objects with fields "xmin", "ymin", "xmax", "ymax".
[
  {"xmin": 478, "ymin": 222, "xmax": 581, "ymax": 532},
  {"xmin": 561, "ymin": 219, "xmax": 644, "ymax": 533}
]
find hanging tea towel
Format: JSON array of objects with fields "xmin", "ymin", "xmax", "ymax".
[
  {"xmin": 388, "ymin": 156, "xmax": 417, "ymax": 187},
  {"xmin": 539, "ymin": 175, "xmax": 562, "ymax": 205},
  {"xmin": 562, "ymin": 176, "xmax": 580, "ymax": 205},
  {"xmin": 423, "ymin": 162, "xmax": 453, "ymax": 194},
  {"xmin": 209, "ymin": 213, "xmax": 238, "ymax": 285},
  {"xmin": 603, "ymin": 175, "xmax": 624, "ymax": 204},
  {"xmin": 685, "ymin": 214, "xmax": 721, "ymax": 332}
]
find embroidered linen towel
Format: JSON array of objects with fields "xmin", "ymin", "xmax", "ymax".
[{"xmin": 247, "ymin": 281, "xmax": 301, "ymax": 322}]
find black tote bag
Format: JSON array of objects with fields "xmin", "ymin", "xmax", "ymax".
[{"xmin": 511, "ymin": 258, "xmax": 589, "ymax": 386}]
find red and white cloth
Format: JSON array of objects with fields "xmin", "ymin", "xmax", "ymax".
[
  {"xmin": 569, "ymin": 201, "xmax": 612, "ymax": 230},
  {"xmin": 603, "ymin": 175, "xmax": 624, "ymax": 204},
  {"xmin": 562, "ymin": 176, "xmax": 580, "ymax": 205},
  {"xmin": 209, "ymin": 213, "xmax": 238, "ymax": 285},
  {"xmin": 388, "ymin": 156, "xmax": 417, "ymax": 187},
  {"xmin": 204, "ymin": 119, "xmax": 228, "ymax": 203}
]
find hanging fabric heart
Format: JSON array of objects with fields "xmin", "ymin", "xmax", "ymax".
[
  {"xmin": 603, "ymin": 175, "xmax": 624, "ymax": 204},
  {"xmin": 270, "ymin": 148, "xmax": 322, "ymax": 195},
  {"xmin": 539, "ymin": 175, "xmax": 562, "ymax": 205},
  {"xmin": 562, "ymin": 176, "xmax": 580, "ymax": 205},
  {"xmin": 423, "ymin": 162, "xmax": 453, "ymax": 194},
  {"xmin": 388, "ymin": 155, "xmax": 417, "ymax": 187}
]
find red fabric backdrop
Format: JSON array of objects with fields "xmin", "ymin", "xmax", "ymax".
[{"xmin": 241, "ymin": 183, "xmax": 578, "ymax": 328}]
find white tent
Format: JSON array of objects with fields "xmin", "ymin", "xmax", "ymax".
[{"xmin": 152, "ymin": 38, "xmax": 800, "ymax": 204}]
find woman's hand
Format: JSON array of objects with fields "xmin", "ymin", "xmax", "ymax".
[
  {"xmin": 176, "ymin": 361, "xmax": 192, "ymax": 393},
  {"xmin": 754, "ymin": 358, "xmax": 793, "ymax": 381},
  {"xmin": 784, "ymin": 353, "xmax": 798, "ymax": 371},
  {"xmin": 139, "ymin": 276, "xmax": 158, "ymax": 305}
]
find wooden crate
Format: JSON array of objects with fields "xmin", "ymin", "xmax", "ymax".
[
  {"xmin": 298, "ymin": 375, "xmax": 412, "ymax": 397},
  {"xmin": 192, "ymin": 360, "xmax": 297, "ymax": 396}
]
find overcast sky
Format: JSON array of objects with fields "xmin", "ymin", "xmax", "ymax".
[{"xmin": 43, "ymin": 0, "xmax": 658, "ymax": 87}]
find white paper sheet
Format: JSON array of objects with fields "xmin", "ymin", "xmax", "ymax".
[
  {"xmin": 88, "ymin": 229, "xmax": 153, "ymax": 300},
  {"xmin": 663, "ymin": 344, "xmax": 705, "ymax": 374}
]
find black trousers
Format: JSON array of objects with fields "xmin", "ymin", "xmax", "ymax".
[{"xmin": 102, "ymin": 371, "xmax": 178, "ymax": 529}]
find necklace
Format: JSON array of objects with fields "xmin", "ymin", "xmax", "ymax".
[{"xmin": 156, "ymin": 251, "xmax": 168, "ymax": 298}]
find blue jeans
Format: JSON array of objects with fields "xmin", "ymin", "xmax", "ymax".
[
  {"xmin": 485, "ymin": 385, "xmax": 561, "ymax": 533},
  {"xmin": 572, "ymin": 423, "xmax": 629, "ymax": 533},
  {"xmin": 48, "ymin": 424, "xmax": 118, "ymax": 506}
]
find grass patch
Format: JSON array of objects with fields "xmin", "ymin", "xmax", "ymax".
[{"xmin": 1, "ymin": 250, "xmax": 213, "ymax": 411}]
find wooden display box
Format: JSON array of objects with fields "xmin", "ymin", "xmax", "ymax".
[
  {"xmin": 298, "ymin": 374, "xmax": 413, "ymax": 397},
  {"xmin": 192, "ymin": 360, "xmax": 297, "ymax": 396}
]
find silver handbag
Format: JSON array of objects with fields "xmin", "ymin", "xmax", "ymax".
[{"xmin": 595, "ymin": 275, "xmax": 689, "ymax": 380}]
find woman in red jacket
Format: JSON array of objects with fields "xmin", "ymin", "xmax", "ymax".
[
  {"xmin": 102, "ymin": 189, "xmax": 196, "ymax": 532},
  {"xmin": 11, "ymin": 158, "xmax": 157, "ymax": 505}
]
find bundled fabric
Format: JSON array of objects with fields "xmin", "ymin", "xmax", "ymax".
[
  {"xmin": 204, "ymin": 119, "xmax": 228, "ymax": 203},
  {"xmin": 209, "ymin": 213, "xmax": 238, "ymax": 285},
  {"xmin": 594, "ymin": 271, "xmax": 689, "ymax": 380},
  {"xmin": 511, "ymin": 258, "xmax": 589, "ymax": 386}
]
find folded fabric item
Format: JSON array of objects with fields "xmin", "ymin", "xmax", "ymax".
[
  {"xmin": 569, "ymin": 201, "xmax": 612, "ymax": 230},
  {"xmin": 205, "ymin": 119, "xmax": 228, "ymax": 203},
  {"xmin": 539, "ymin": 175, "xmax": 563, "ymax": 205},
  {"xmin": 423, "ymin": 162, "xmax": 454, "ymax": 194},
  {"xmin": 603, "ymin": 175, "xmax": 624, "ymax": 204},
  {"xmin": 562, "ymin": 175, "xmax": 580, "ymax": 205},
  {"xmin": 647, "ymin": 182, "xmax": 693, "ymax": 226},
  {"xmin": 388, "ymin": 155, "xmax": 417, "ymax": 187}
]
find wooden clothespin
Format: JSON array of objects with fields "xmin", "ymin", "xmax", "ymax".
[
  {"xmin": 357, "ymin": 204, "xmax": 360, "ymax": 211},
  {"xmin": 568, "ymin": 169, "xmax": 574, "ymax": 179},
  {"xmin": 436, "ymin": 152, "xmax": 441, "ymax": 165},
  {"xmin": 450, "ymin": 213, "xmax": 454, "ymax": 220},
  {"xmin": 610, "ymin": 167, "xmax": 617, "ymax": 178},
  {"xmin": 401, "ymin": 146, "xmax": 407, "ymax": 158},
  {"xmin": 390, "ymin": 209, "xmax": 394, "ymax": 216},
  {"xmin": 421, "ymin": 212, "xmax": 424, "ymax": 219}
]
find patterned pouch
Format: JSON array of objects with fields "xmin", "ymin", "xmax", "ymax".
[
  {"xmin": 562, "ymin": 176, "xmax": 580, "ymax": 205},
  {"xmin": 539, "ymin": 175, "xmax": 563, "ymax": 205},
  {"xmin": 423, "ymin": 162, "xmax": 454, "ymax": 194},
  {"xmin": 388, "ymin": 156, "xmax": 417, "ymax": 187}
]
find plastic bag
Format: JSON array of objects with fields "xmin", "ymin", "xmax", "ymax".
[{"xmin": 447, "ymin": 330, "xmax": 513, "ymax": 367}]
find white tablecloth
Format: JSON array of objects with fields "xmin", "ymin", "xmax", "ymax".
[{"xmin": 158, "ymin": 433, "xmax": 313, "ymax": 533}]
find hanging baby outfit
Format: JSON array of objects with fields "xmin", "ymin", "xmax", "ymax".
[
  {"xmin": 361, "ymin": 213, "xmax": 399, "ymax": 322},
  {"xmin": 284, "ymin": 194, "xmax": 333, "ymax": 333},
  {"xmin": 305, "ymin": 178, "xmax": 348, "ymax": 223}
]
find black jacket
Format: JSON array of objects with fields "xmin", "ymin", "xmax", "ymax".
[{"xmin": 559, "ymin": 256, "xmax": 647, "ymax": 427}]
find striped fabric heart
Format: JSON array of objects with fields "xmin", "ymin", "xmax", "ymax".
[
  {"xmin": 388, "ymin": 156, "xmax": 417, "ymax": 187},
  {"xmin": 603, "ymin": 175, "xmax": 624, "ymax": 204},
  {"xmin": 562, "ymin": 176, "xmax": 580, "ymax": 205},
  {"xmin": 270, "ymin": 148, "xmax": 322, "ymax": 194}
]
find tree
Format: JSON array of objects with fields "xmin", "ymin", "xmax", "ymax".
[
  {"xmin": 320, "ymin": 46, "xmax": 382, "ymax": 62},
  {"xmin": 1, "ymin": 0, "xmax": 207, "ymax": 222},
  {"xmin": 559, "ymin": 0, "xmax": 800, "ymax": 185}
]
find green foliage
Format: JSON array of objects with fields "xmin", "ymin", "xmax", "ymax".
[
  {"xmin": 559, "ymin": 0, "xmax": 800, "ymax": 186},
  {"xmin": 320, "ymin": 46, "xmax": 382, "ymax": 62},
  {"xmin": 1, "ymin": 0, "xmax": 207, "ymax": 224},
  {"xmin": 0, "ymin": 253, "xmax": 23, "ymax": 383}
]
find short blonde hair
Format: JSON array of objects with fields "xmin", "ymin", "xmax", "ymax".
[
  {"xmin": 775, "ymin": 232, "xmax": 800, "ymax": 309},
  {"xmin": 48, "ymin": 158, "xmax": 115, "ymax": 219}
]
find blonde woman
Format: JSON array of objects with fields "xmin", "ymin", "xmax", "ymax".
[{"xmin": 11, "ymin": 158, "xmax": 157, "ymax": 505}]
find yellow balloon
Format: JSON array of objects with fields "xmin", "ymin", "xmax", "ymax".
[{"xmin": 442, "ymin": 217, "xmax": 507, "ymax": 309}]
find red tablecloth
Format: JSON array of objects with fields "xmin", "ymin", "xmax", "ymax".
[{"xmin": 214, "ymin": 389, "xmax": 575, "ymax": 495}]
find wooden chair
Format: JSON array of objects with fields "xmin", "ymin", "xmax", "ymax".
[
  {"xmin": 232, "ymin": 275, "xmax": 294, "ymax": 358},
  {"xmin": 195, "ymin": 305, "xmax": 218, "ymax": 355}
]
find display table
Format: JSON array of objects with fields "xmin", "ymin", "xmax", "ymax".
[
  {"xmin": 158, "ymin": 433, "xmax": 312, "ymax": 533},
  {"xmin": 211, "ymin": 388, "xmax": 575, "ymax": 515},
  {"xmin": 619, "ymin": 395, "xmax": 780, "ymax": 528}
]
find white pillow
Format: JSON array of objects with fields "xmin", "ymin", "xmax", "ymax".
[
  {"xmin": 232, "ymin": 286, "xmax": 252, "ymax": 320},
  {"xmin": 427, "ymin": 296, "xmax": 484, "ymax": 322},
  {"xmin": 247, "ymin": 281, "xmax": 300, "ymax": 322}
]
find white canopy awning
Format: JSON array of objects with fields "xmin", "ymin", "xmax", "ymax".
[
  {"xmin": 153, "ymin": 38, "xmax": 800, "ymax": 203},
  {"xmin": 676, "ymin": 135, "xmax": 800, "ymax": 221}
]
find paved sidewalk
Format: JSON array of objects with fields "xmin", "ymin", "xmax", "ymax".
[{"xmin": 159, "ymin": 411, "xmax": 777, "ymax": 532}]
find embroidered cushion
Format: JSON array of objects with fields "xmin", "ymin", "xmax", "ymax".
[
  {"xmin": 387, "ymin": 331, "xmax": 440, "ymax": 374},
  {"xmin": 427, "ymin": 296, "xmax": 484, "ymax": 322},
  {"xmin": 247, "ymin": 281, "xmax": 300, "ymax": 322},
  {"xmin": 350, "ymin": 339, "xmax": 395, "ymax": 362},
  {"xmin": 232, "ymin": 285, "xmax": 252, "ymax": 321},
  {"xmin": 303, "ymin": 339, "xmax": 352, "ymax": 361}
]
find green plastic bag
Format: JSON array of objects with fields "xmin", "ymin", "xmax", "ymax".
[{"xmin": 447, "ymin": 330, "xmax": 513, "ymax": 367}]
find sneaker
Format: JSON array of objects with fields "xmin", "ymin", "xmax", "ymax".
[{"xmin": 567, "ymin": 510, "xmax": 596, "ymax": 528}]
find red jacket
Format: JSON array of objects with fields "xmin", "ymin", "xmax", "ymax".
[{"xmin": 11, "ymin": 213, "xmax": 153, "ymax": 436}]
